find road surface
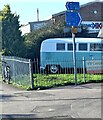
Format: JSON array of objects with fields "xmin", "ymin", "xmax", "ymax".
[{"xmin": 0, "ymin": 81, "xmax": 102, "ymax": 119}]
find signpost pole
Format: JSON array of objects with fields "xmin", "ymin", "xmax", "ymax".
[
  {"xmin": 72, "ymin": 30, "xmax": 77, "ymax": 85},
  {"xmin": 65, "ymin": 2, "xmax": 82, "ymax": 86}
]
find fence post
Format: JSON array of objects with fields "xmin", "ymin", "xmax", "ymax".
[
  {"xmin": 29, "ymin": 59, "xmax": 34, "ymax": 90},
  {"xmin": 82, "ymin": 56, "xmax": 86, "ymax": 83},
  {"xmin": 13, "ymin": 57, "xmax": 16, "ymax": 82}
]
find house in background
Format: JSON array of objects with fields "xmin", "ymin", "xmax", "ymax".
[
  {"xmin": 52, "ymin": 1, "xmax": 103, "ymax": 33},
  {"xmin": 20, "ymin": 24, "xmax": 30, "ymax": 35},
  {"xmin": 20, "ymin": 19, "xmax": 53, "ymax": 35},
  {"xmin": 20, "ymin": 1, "xmax": 103, "ymax": 35},
  {"xmin": 29, "ymin": 19, "xmax": 53, "ymax": 32}
]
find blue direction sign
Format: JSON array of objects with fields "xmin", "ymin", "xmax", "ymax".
[
  {"xmin": 66, "ymin": 2, "xmax": 80, "ymax": 10},
  {"xmin": 65, "ymin": 11, "xmax": 82, "ymax": 27}
]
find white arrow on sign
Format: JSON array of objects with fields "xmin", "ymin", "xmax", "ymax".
[{"xmin": 66, "ymin": 11, "xmax": 82, "ymax": 27}]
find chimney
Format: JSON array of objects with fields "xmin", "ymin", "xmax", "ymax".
[{"xmin": 37, "ymin": 8, "xmax": 39, "ymax": 21}]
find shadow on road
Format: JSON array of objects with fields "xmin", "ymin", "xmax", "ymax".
[
  {"xmin": 0, "ymin": 114, "xmax": 102, "ymax": 120},
  {"xmin": 0, "ymin": 94, "xmax": 14, "ymax": 101},
  {"xmin": 1, "ymin": 114, "xmax": 37, "ymax": 120}
]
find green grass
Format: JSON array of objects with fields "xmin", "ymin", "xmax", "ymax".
[
  {"xmin": 1, "ymin": 73, "xmax": 103, "ymax": 90},
  {"xmin": 33, "ymin": 74, "xmax": 103, "ymax": 89}
]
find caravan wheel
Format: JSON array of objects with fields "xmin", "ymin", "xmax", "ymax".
[
  {"xmin": 50, "ymin": 65, "xmax": 60, "ymax": 74},
  {"xmin": 46, "ymin": 65, "xmax": 61, "ymax": 74}
]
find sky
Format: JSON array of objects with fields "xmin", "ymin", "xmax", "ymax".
[{"xmin": 0, "ymin": 0, "xmax": 102, "ymax": 25}]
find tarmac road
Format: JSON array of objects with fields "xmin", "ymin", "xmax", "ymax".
[{"xmin": 0, "ymin": 81, "xmax": 102, "ymax": 119}]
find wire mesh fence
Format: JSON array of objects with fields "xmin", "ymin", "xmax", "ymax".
[
  {"xmin": 0, "ymin": 62, "xmax": 1, "ymax": 80},
  {"xmin": 1, "ymin": 56, "xmax": 32, "ymax": 89}
]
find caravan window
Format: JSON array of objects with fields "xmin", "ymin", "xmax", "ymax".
[
  {"xmin": 56, "ymin": 43, "xmax": 65, "ymax": 50},
  {"xmin": 79, "ymin": 43, "xmax": 87, "ymax": 51},
  {"xmin": 67, "ymin": 43, "xmax": 76, "ymax": 50},
  {"xmin": 90, "ymin": 43, "xmax": 103, "ymax": 51}
]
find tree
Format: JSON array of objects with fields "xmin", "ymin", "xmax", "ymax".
[
  {"xmin": 24, "ymin": 21, "xmax": 65, "ymax": 59},
  {"xmin": 1, "ymin": 4, "xmax": 25, "ymax": 57}
]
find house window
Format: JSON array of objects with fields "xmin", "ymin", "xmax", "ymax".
[
  {"xmin": 56, "ymin": 43, "xmax": 65, "ymax": 50},
  {"xmin": 79, "ymin": 43, "xmax": 87, "ymax": 51}
]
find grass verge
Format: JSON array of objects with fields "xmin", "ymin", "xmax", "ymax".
[
  {"xmin": 2, "ymin": 73, "xmax": 103, "ymax": 90},
  {"xmin": 32, "ymin": 74, "xmax": 103, "ymax": 90}
]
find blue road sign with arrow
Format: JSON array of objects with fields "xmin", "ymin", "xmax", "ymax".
[
  {"xmin": 66, "ymin": 2, "xmax": 80, "ymax": 10},
  {"xmin": 65, "ymin": 11, "xmax": 82, "ymax": 27},
  {"xmin": 65, "ymin": 2, "xmax": 82, "ymax": 27}
]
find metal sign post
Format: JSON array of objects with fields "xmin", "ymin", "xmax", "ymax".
[
  {"xmin": 71, "ymin": 28, "xmax": 77, "ymax": 85},
  {"xmin": 65, "ymin": 2, "xmax": 82, "ymax": 85}
]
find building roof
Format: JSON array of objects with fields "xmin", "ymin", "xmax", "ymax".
[
  {"xmin": 52, "ymin": 11, "xmax": 66, "ymax": 18},
  {"xmin": 28, "ymin": 19, "xmax": 52, "ymax": 24},
  {"xmin": 81, "ymin": 1, "xmax": 102, "ymax": 7},
  {"xmin": 52, "ymin": 1, "xmax": 103, "ymax": 18}
]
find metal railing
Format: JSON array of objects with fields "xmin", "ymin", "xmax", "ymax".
[
  {"xmin": 1, "ymin": 56, "xmax": 103, "ymax": 90},
  {"xmin": 32, "ymin": 58, "xmax": 103, "ymax": 89}
]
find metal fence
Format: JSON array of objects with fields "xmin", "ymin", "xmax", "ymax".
[
  {"xmin": 1, "ymin": 56, "xmax": 33, "ymax": 89},
  {"xmin": 33, "ymin": 58, "xmax": 103, "ymax": 89},
  {"xmin": 1, "ymin": 56, "xmax": 103, "ymax": 90},
  {"xmin": 0, "ymin": 61, "xmax": 1, "ymax": 78}
]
